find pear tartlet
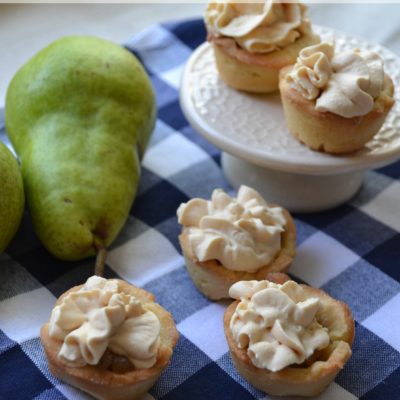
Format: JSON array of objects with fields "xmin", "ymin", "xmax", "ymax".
[
  {"xmin": 224, "ymin": 276, "xmax": 355, "ymax": 397},
  {"xmin": 177, "ymin": 186, "xmax": 296, "ymax": 300},
  {"xmin": 41, "ymin": 276, "xmax": 179, "ymax": 400},
  {"xmin": 280, "ymin": 42, "xmax": 395, "ymax": 154},
  {"xmin": 205, "ymin": 0, "xmax": 320, "ymax": 93}
]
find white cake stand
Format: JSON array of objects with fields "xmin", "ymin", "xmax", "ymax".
[{"xmin": 179, "ymin": 27, "xmax": 400, "ymax": 213}]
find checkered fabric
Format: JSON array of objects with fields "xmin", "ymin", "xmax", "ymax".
[{"xmin": 1, "ymin": 18, "xmax": 400, "ymax": 400}]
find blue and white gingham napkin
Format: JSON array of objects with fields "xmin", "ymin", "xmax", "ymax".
[{"xmin": 1, "ymin": 18, "xmax": 400, "ymax": 400}]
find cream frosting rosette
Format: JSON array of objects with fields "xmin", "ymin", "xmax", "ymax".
[
  {"xmin": 177, "ymin": 186, "xmax": 286, "ymax": 273},
  {"xmin": 205, "ymin": 0, "xmax": 312, "ymax": 54},
  {"xmin": 229, "ymin": 280, "xmax": 330, "ymax": 372},
  {"xmin": 48, "ymin": 276, "xmax": 161, "ymax": 369},
  {"xmin": 287, "ymin": 42, "xmax": 385, "ymax": 118}
]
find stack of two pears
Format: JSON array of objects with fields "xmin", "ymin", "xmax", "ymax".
[{"xmin": 4, "ymin": 36, "xmax": 156, "ymax": 262}]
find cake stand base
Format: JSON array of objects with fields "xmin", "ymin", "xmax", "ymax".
[{"xmin": 221, "ymin": 153, "xmax": 364, "ymax": 213}]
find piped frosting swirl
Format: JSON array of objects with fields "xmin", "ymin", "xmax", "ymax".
[
  {"xmin": 48, "ymin": 276, "xmax": 161, "ymax": 369},
  {"xmin": 229, "ymin": 280, "xmax": 330, "ymax": 372},
  {"xmin": 205, "ymin": 0, "xmax": 312, "ymax": 54},
  {"xmin": 287, "ymin": 42, "xmax": 385, "ymax": 117},
  {"xmin": 177, "ymin": 186, "xmax": 286, "ymax": 272}
]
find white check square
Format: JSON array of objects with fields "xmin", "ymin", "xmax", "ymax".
[
  {"xmin": 177, "ymin": 303, "xmax": 228, "ymax": 361},
  {"xmin": 362, "ymin": 292, "xmax": 400, "ymax": 351},
  {"xmin": 125, "ymin": 25, "xmax": 191, "ymax": 74},
  {"xmin": 317, "ymin": 382, "xmax": 357, "ymax": 400},
  {"xmin": 57, "ymin": 383, "xmax": 93, "ymax": 400},
  {"xmin": 160, "ymin": 64, "xmax": 185, "ymax": 89},
  {"xmin": 149, "ymin": 119, "xmax": 177, "ymax": 147},
  {"xmin": 0, "ymin": 288, "xmax": 56, "ymax": 343},
  {"xmin": 361, "ymin": 181, "xmax": 400, "ymax": 232},
  {"xmin": 143, "ymin": 133, "xmax": 208, "ymax": 179},
  {"xmin": 107, "ymin": 228, "xmax": 183, "ymax": 287},
  {"xmin": 290, "ymin": 231, "xmax": 359, "ymax": 287}
]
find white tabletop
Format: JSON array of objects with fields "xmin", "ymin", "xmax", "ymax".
[{"xmin": 0, "ymin": 3, "xmax": 399, "ymax": 107}]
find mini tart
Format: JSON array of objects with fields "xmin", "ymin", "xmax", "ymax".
[
  {"xmin": 224, "ymin": 275, "xmax": 355, "ymax": 397},
  {"xmin": 279, "ymin": 65, "xmax": 395, "ymax": 154},
  {"xmin": 179, "ymin": 206, "xmax": 296, "ymax": 301},
  {"xmin": 210, "ymin": 32, "xmax": 320, "ymax": 93},
  {"xmin": 41, "ymin": 280, "xmax": 179, "ymax": 400}
]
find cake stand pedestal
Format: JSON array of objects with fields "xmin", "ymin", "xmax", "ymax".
[{"xmin": 221, "ymin": 153, "xmax": 364, "ymax": 213}]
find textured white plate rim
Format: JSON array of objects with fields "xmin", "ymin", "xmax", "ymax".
[{"xmin": 180, "ymin": 30, "xmax": 400, "ymax": 176}]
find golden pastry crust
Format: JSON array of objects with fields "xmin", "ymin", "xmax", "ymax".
[
  {"xmin": 224, "ymin": 275, "xmax": 355, "ymax": 397},
  {"xmin": 179, "ymin": 207, "xmax": 296, "ymax": 300},
  {"xmin": 279, "ymin": 65, "xmax": 395, "ymax": 154},
  {"xmin": 210, "ymin": 32, "xmax": 320, "ymax": 93},
  {"xmin": 40, "ymin": 280, "xmax": 179, "ymax": 400}
]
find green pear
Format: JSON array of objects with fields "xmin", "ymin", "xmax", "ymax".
[
  {"xmin": 0, "ymin": 142, "xmax": 24, "ymax": 252},
  {"xmin": 5, "ymin": 36, "xmax": 156, "ymax": 261}
]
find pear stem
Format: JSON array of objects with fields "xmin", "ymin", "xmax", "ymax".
[{"xmin": 94, "ymin": 246, "xmax": 107, "ymax": 277}]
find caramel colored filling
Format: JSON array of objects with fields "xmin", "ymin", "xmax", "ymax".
[{"xmin": 97, "ymin": 350, "xmax": 135, "ymax": 374}]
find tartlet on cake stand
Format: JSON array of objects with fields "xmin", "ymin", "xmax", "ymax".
[{"xmin": 179, "ymin": 27, "xmax": 400, "ymax": 213}]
